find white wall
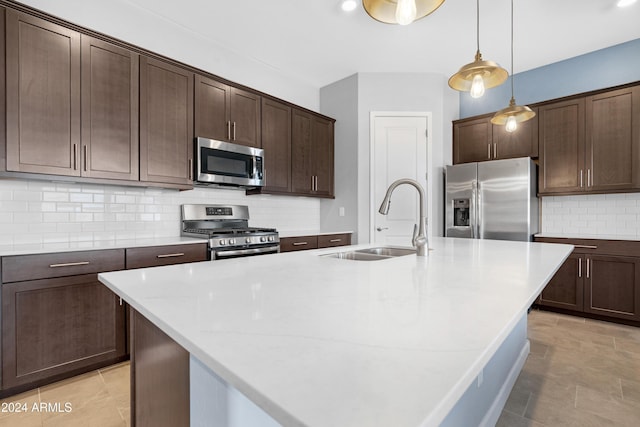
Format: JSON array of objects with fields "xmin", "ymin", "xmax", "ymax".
[
  {"xmin": 541, "ymin": 193, "xmax": 640, "ymax": 238},
  {"xmin": 320, "ymin": 73, "xmax": 459, "ymax": 243},
  {"xmin": 17, "ymin": 0, "xmax": 319, "ymax": 110},
  {"xmin": 0, "ymin": 178, "xmax": 319, "ymax": 246}
]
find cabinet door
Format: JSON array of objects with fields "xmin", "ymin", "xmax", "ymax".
[
  {"xmin": 5, "ymin": 10, "xmax": 81, "ymax": 176},
  {"xmin": 261, "ymin": 98, "xmax": 291, "ymax": 193},
  {"xmin": 1, "ymin": 274, "xmax": 126, "ymax": 389},
  {"xmin": 538, "ymin": 253, "xmax": 584, "ymax": 311},
  {"xmin": 291, "ymin": 109, "xmax": 314, "ymax": 194},
  {"xmin": 538, "ymin": 98, "xmax": 586, "ymax": 194},
  {"xmin": 584, "ymin": 255, "xmax": 640, "ymax": 321},
  {"xmin": 453, "ymin": 117, "xmax": 492, "ymax": 164},
  {"xmin": 313, "ymin": 115, "xmax": 334, "ymax": 197},
  {"xmin": 586, "ymin": 86, "xmax": 640, "ymax": 192},
  {"xmin": 492, "ymin": 111, "xmax": 538, "ymax": 160},
  {"xmin": 140, "ymin": 57, "xmax": 194, "ymax": 186},
  {"xmin": 194, "ymin": 74, "xmax": 231, "ymax": 142},
  {"xmin": 230, "ymin": 88, "xmax": 261, "ymax": 147},
  {"xmin": 81, "ymin": 36, "xmax": 139, "ymax": 180}
]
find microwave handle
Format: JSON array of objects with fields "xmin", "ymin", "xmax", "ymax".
[{"xmin": 252, "ymin": 156, "xmax": 261, "ymax": 180}]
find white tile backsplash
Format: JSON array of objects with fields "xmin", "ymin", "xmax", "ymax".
[
  {"xmin": 0, "ymin": 178, "xmax": 320, "ymax": 246},
  {"xmin": 541, "ymin": 193, "xmax": 640, "ymax": 237}
]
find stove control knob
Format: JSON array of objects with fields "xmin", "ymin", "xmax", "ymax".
[
  {"xmin": 260, "ymin": 236, "xmax": 266, "ymax": 242},
  {"xmin": 246, "ymin": 237, "xmax": 252, "ymax": 243},
  {"xmin": 268, "ymin": 236, "xmax": 275, "ymax": 242},
  {"xmin": 219, "ymin": 240, "xmax": 226, "ymax": 246},
  {"xmin": 229, "ymin": 239, "xmax": 236, "ymax": 245}
]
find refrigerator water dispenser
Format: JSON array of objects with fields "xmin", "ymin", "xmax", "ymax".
[{"xmin": 453, "ymin": 199, "xmax": 470, "ymax": 227}]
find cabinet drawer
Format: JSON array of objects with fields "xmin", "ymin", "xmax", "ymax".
[
  {"xmin": 534, "ymin": 237, "xmax": 640, "ymax": 257},
  {"xmin": 1, "ymin": 249, "xmax": 125, "ymax": 283},
  {"xmin": 280, "ymin": 236, "xmax": 318, "ymax": 252},
  {"xmin": 318, "ymin": 233, "xmax": 351, "ymax": 248},
  {"xmin": 126, "ymin": 243, "xmax": 208, "ymax": 269}
]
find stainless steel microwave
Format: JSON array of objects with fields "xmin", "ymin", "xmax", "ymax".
[{"xmin": 195, "ymin": 137, "xmax": 264, "ymax": 188}]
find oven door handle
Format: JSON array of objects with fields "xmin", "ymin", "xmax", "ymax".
[{"xmin": 214, "ymin": 246, "xmax": 280, "ymax": 258}]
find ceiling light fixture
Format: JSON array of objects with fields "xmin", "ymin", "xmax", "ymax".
[
  {"xmin": 362, "ymin": 0, "xmax": 446, "ymax": 26},
  {"xmin": 617, "ymin": 0, "xmax": 637, "ymax": 7},
  {"xmin": 342, "ymin": 0, "xmax": 358, "ymax": 12},
  {"xmin": 448, "ymin": 0, "xmax": 507, "ymax": 98},
  {"xmin": 491, "ymin": 0, "xmax": 535, "ymax": 132}
]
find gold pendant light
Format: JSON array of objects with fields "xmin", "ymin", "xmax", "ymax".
[
  {"xmin": 491, "ymin": 0, "xmax": 535, "ymax": 132},
  {"xmin": 362, "ymin": 0, "xmax": 446, "ymax": 26},
  {"xmin": 448, "ymin": 0, "xmax": 507, "ymax": 98}
]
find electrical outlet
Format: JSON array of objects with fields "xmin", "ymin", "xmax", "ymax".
[
  {"xmin": 339, "ymin": 207, "xmax": 345, "ymax": 217},
  {"xmin": 477, "ymin": 369, "xmax": 484, "ymax": 388}
]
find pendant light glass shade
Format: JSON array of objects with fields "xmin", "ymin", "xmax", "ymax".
[
  {"xmin": 491, "ymin": 0, "xmax": 535, "ymax": 132},
  {"xmin": 448, "ymin": 0, "xmax": 507, "ymax": 96},
  {"xmin": 362, "ymin": 0, "xmax": 445, "ymax": 25}
]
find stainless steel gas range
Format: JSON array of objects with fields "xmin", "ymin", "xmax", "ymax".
[{"xmin": 181, "ymin": 204, "xmax": 279, "ymax": 260}]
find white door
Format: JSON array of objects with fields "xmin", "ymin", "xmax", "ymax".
[{"xmin": 372, "ymin": 114, "xmax": 428, "ymax": 246}]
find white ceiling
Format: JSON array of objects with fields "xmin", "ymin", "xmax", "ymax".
[{"xmin": 124, "ymin": 0, "xmax": 640, "ymax": 88}]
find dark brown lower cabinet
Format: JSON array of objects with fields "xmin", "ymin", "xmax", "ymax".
[
  {"xmin": 131, "ymin": 308, "xmax": 189, "ymax": 427},
  {"xmin": 535, "ymin": 237, "xmax": 640, "ymax": 325},
  {"xmin": 585, "ymin": 255, "xmax": 640, "ymax": 321},
  {"xmin": 1, "ymin": 274, "xmax": 126, "ymax": 391},
  {"xmin": 538, "ymin": 253, "xmax": 584, "ymax": 311}
]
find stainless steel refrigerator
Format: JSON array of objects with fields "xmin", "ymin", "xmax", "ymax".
[{"xmin": 445, "ymin": 157, "xmax": 538, "ymax": 242}]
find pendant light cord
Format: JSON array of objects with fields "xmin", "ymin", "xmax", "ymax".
[
  {"xmin": 510, "ymin": 0, "xmax": 514, "ymax": 98},
  {"xmin": 476, "ymin": 0, "xmax": 480, "ymax": 52}
]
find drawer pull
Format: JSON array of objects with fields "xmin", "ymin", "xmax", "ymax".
[
  {"xmin": 156, "ymin": 253, "xmax": 185, "ymax": 258},
  {"xmin": 49, "ymin": 261, "xmax": 90, "ymax": 268},
  {"xmin": 329, "ymin": 239, "xmax": 342, "ymax": 243},
  {"xmin": 292, "ymin": 242, "xmax": 308, "ymax": 246},
  {"xmin": 574, "ymin": 245, "xmax": 598, "ymax": 249}
]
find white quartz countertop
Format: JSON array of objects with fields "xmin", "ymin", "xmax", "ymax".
[
  {"xmin": 0, "ymin": 236, "xmax": 206, "ymax": 257},
  {"xmin": 98, "ymin": 237, "xmax": 572, "ymax": 427},
  {"xmin": 278, "ymin": 230, "xmax": 353, "ymax": 238},
  {"xmin": 535, "ymin": 233, "xmax": 640, "ymax": 242}
]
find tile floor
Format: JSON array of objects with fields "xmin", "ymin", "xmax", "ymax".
[
  {"xmin": 497, "ymin": 309, "xmax": 640, "ymax": 426},
  {"xmin": 0, "ymin": 362, "xmax": 130, "ymax": 427},
  {"xmin": 1, "ymin": 310, "xmax": 639, "ymax": 426}
]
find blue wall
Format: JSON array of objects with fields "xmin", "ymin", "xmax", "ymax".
[{"xmin": 459, "ymin": 38, "xmax": 640, "ymax": 118}]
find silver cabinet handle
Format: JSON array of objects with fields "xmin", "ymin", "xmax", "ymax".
[
  {"xmin": 314, "ymin": 176, "xmax": 318, "ymax": 191},
  {"xmin": 227, "ymin": 121, "xmax": 231, "ymax": 140},
  {"xmin": 578, "ymin": 258, "xmax": 582, "ymax": 278},
  {"xmin": 233, "ymin": 122, "xmax": 237, "ymax": 140},
  {"xmin": 586, "ymin": 258, "xmax": 590, "ymax": 279},
  {"xmin": 156, "ymin": 253, "xmax": 185, "ymax": 258},
  {"xmin": 188, "ymin": 159, "xmax": 193, "ymax": 181},
  {"xmin": 376, "ymin": 227, "xmax": 389, "ymax": 231},
  {"xmin": 329, "ymin": 238, "xmax": 342, "ymax": 243},
  {"xmin": 83, "ymin": 145, "xmax": 88, "ymax": 172},
  {"xmin": 311, "ymin": 175, "xmax": 314, "ymax": 191},
  {"xmin": 487, "ymin": 143, "xmax": 491, "ymax": 160},
  {"xmin": 49, "ymin": 261, "xmax": 90, "ymax": 268},
  {"xmin": 588, "ymin": 169, "xmax": 591, "ymax": 187},
  {"xmin": 574, "ymin": 245, "xmax": 598, "ymax": 249},
  {"xmin": 580, "ymin": 170, "xmax": 583, "ymax": 187},
  {"xmin": 73, "ymin": 144, "xmax": 78, "ymax": 170},
  {"xmin": 493, "ymin": 143, "xmax": 497, "ymax": 159},
  {"xmin": 292, "ymin": 242, "xmax": 308, "ymax": 246}
]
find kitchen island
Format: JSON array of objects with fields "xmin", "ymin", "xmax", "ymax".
[{"xmin": 98, "ymin": 237, "xmax": 572, "ymax": 427}]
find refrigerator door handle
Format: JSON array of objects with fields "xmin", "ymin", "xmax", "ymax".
[{"xmin": 475, "ymin": 180, "xmax": 482, "ymax": 238}]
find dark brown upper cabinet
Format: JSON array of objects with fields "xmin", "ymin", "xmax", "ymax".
[
  {"xmin": 5, "ymin": 10, "xmax": 81, "ymax": 176},
  {"xmin": 139, "ymin": 56, "xmax": 194, "ymax": 187},
  {"xmin": 453, "ymin": 114, "xmax": 538, "ymax": 165},
  {"xmin": 260, "ymin": 97, "xmax": 292, "ymax": 193},
  {"xmin": 195, "ymin": 74, "xmax": 261, "ymax": 148},
  {"xmin": 586, "ymin": 86, "xmax": 640, "ymax": 192},
  {"xmin": 81, "ymin": 36, "xmax": 139, "ymax": 181},
  {"xmin": 538, "ymin": 98, "xmax": 586, "ymax": 194},
  {"xmin": 539, "ymin": 85, "xmax": 640, "ymax": 195},
  {"xmin": 291, "ymin": 109, "xmax": 334, "ymax": 198}
]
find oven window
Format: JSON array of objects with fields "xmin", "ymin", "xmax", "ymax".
[{"xmin": 202, "ymin": 148, "xmax": 251, "ymax": 178}]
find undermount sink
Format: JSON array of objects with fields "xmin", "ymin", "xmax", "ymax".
[{"xmin": 322, "ymin": 246, "xmax": 416, "ymax": 261}]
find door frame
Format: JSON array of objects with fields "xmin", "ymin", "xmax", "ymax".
[{"xmin": 369, "ymin": 111, "xmax": 433, "ymax": 244}]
